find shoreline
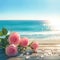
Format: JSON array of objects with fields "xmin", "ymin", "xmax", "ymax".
[{"xmin": 29, "ymin": 38, "xmax": 60, "ymax": 44}]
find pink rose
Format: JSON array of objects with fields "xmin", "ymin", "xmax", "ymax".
[
  {"xmin": 20, "ymin": 37, "xmax": 29, "ymax": 47},
  {"xmin": 8, "ymin": 32, "xmax": 21, "ymax": 46},
  {"xmin": 5, "ymin": 44, "xmax": 18, "ymax": 56},
  {"xmin": 31, "ymin": 42, "xmax": 39, "ymax": 51}
]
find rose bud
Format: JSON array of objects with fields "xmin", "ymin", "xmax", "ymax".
[
  {"xmin": 5, "ymin": 44, "xmax": 18, "ymax": 56},
  {"xmin": 20, "ymin": 37, "xmax": 29, "ymax": 47},
  {"xmin": 30, "ymin": 41, "xmax": 39, "ymax": 51},
  {"xmin": 8, "ymin": 32, "xmax": 21, "ymax": 46}
]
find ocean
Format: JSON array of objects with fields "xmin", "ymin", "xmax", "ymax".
[
  {"xmin": 0, "ymin": 20, "xmax": 50, "ymax": 31},
  {"xmin": 0, "ymin": 20, "xmax": 60, "ymax": 40}
]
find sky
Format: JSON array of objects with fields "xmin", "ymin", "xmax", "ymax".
[
  {"xmin": 0, "ymin": 0, "xmax": 60, "ymax": 19},
  {"xmin": 0, "ymin": 0, "xmax": 60, "ymax": 30}
]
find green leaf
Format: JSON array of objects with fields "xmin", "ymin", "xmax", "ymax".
[
  {"xmin": 1, "ymin": 35, "xmax": 9, "ymax": 48},
  {"xmin": 2, "ymin": 28, "xmax": 8, "ymax": 35},
  {"xmin": 0, "ymin": 31, "xmax": 3, "ymax": 36},
  {"xmin": 1, "ymin": 38, "xmax": 8, "ymax": 48},
  {"xmin": 0, "ymin": 38, "xmax": 1, "ymax": 43}
]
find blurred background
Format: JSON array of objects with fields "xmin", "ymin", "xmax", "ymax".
[{"xmin": 0, "ymin": 0, "xmax": 60, "ymax": 58}]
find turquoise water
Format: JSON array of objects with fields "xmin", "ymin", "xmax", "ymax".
[
  {"xmin": 0, "ymin": 20, "xmax": 50, "ymax": 32},
  {"xmin": 0, "ymin": 20, "xmax": 59, "ymax": 39}
]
